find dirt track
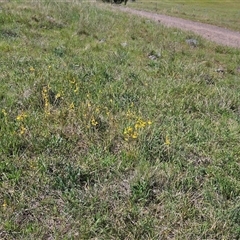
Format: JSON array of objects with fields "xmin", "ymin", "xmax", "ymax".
[{"xmin": 115, "ymin": 6, "xmax": 240, "ymax": 48}]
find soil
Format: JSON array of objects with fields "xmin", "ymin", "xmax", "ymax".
[{"xmin": 115, "ymin": 6, "xmax": 240, "ymax": 48}]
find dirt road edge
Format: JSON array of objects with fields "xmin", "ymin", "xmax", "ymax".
[{"xmin": 114, "ymin": 6, "xmax": 240, "ymax": 48}]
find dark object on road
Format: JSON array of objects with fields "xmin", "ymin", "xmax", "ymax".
[{"xmin": 103, "ymin": 0, "xmax": 128, "ymax": 5}]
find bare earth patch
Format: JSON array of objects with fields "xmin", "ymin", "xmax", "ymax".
[{"xmin": 115, "ymin": 6, "xmax": 240, "ymax": 48}]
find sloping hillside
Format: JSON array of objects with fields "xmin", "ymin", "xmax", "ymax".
[{"xmin": 1, "ymin": 1, "xmax": 240, "ymax": 239}]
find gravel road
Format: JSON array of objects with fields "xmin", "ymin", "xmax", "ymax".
[{"xmin": 116, "ymin": 6, "xmax": 240, "ymax": 48}]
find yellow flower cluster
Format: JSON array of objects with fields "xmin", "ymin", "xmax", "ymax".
[
  {"xmin": 16, "ymin": 112, "xmax": 27, "ymax": 121},
  {"xmin": 126, "ymin": 109, "xmax": 135, "ymax": 118},
  {"xmin": 124, "ymin": 118, "xmax": 152, "ymax": 141},
  {"xmin": 69, "ymin": 102, "xmax": 75, "ymax": 111},
  {"xmin": 82, "ymin": 99, "xmax": 110, "ymax": 128},
  {"xmin": 20, "ymin": 125, "xmax": 27, "ymax": 135},
  {"xmin": 42, "ymin": 85, "xmax": 50, "ymax": 116},
  {"xmin": 124, "ymin": 126, "xmax": 138, "ymax": 140},
  {"xmin": 16, "ymin": 112, "xmax": 28, "ymax": 135},
  {"xmin": 2, "ymin": 200, "xmax": 7, "ymax": 210},
  {"xmin": 55, "ymin": 92, "xmax": 61, "ymax": 99},
  {"xmin": 165, "ymin": 135, "xmax": 171, "ymax": 145},
  {"xmin": 135, "ymin": 118, "xmax": 152, "ymax": 129},
  {"xmin": 91, "ymin": 118, "xmax": 98, "ymax": 126},
  {"xmin": 2, "ymin": 109, "xmax": 7, "ymax": 117},
  {"xmin": 69, "ymin": 78, "xmax": 79, "ymax": 93}
]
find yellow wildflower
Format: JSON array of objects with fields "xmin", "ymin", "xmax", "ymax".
[
  {"xmin": 70, "ymin": 78, "xmax": 76, "ymax": 84},
  {"xmin": 45, "ymin": 101, "xmax": 49, "ymax": 108},
  {"xmin": 74, "ymin": 85, "xmax": 79, "ymax": 93},
  {"xmin": 29, "ymin": 66, "xmax": 35, "ymax": 71},
  {"xmin": 69, "ymin": 102, "xmax": 75, "ymax": 110},
  {"xmin": 165, "ymin": 135, "xmax": 171, "ymax": 145},
  {"xmin": 91, "ymin": 118, "xmax": 98, "ymax": 126},
  {"xmin": 30, "ymin": 163, "xmax": 36, "ymax": 169},
  {"xmin": 124, "ymin": 126, "xmax": 138, "ymax": 140},
  {"xmin": 135, "ymin": 119, "xmax": 146, "ymax": 129},
  {"xmin": 20, "ymin": 125, "xmax": 26, "ymax": 135},
  {"xmin": 2, "ymin": 200, "xmax": 7, "ymax": 209},
  {"xmin": 126, "ymin": 110, "xmax": 131, "ymax": 117},
  {"xmin": 131, "ymin": 131, "xmax": 138, "ymax": 139},
  {"xmin": 124, "ymin": 126, "xmax": 133, "ymax": 135},
  {"xmin": 16, "ymin": 112, "xmax": 27, "ymax": 121},
  {"xmin": 55, "ymin": 93, "xmax": 61, "ymax": 99},
  {"xmin": 2, "ymin": 109, "xmax": 7, "ymax": 117},
  {"xmin": 42, "ymin": 86, "xmax": 50, "ymax": 115}
]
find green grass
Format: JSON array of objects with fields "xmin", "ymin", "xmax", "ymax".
[
  {"xmin": 1, "ymin": 1, "xmax": 240, "ymax": 239},
  {"xmin": 127, "ymin": 0, "xmax": 240, "ymax": 31}
]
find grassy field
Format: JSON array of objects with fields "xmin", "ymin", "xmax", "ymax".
[
  {"xmin": 1, "ymin": 1, "xmax": 240, "ymax": 239},
  {"xmin": 127, "ymin": 0, "xmax": 240, "ymax": 31}
]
